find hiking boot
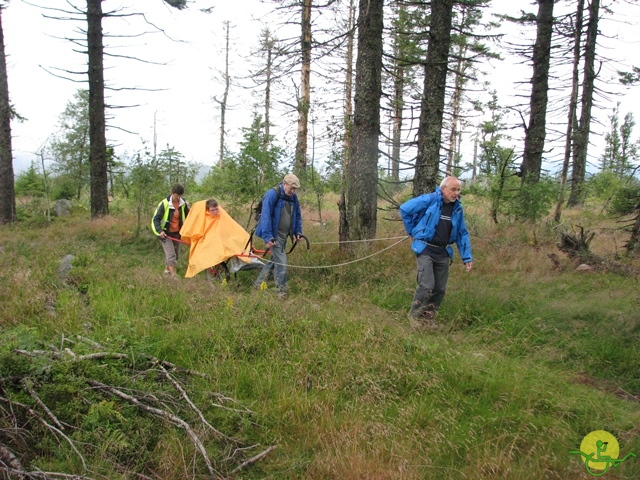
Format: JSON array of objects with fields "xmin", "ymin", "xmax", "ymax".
[
  {"xmin": 420, "ymin": 307, "xmax": 439, "ymax": 330},
  {"xmin": 422, "ymin": 318, "xmax": 440, "ymax": 331},
  {"xmin": 408, "ymin": 314, "xmax": 423, "ymax": 330},
  {"xmin": 408, "ymin": 312, "xmax": 439, "ymax": 332}
]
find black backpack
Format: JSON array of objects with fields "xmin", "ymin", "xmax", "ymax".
[{"xmin": 253, "ymin": 185, "xmax": 282, "ymax": 223}]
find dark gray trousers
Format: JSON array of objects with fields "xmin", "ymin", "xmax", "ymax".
[{"xmin": 409, "ymin": 252, "xmax": 450, "ymax": 317}]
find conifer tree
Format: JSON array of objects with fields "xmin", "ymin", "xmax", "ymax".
[{"xmin": 0, "ymin": 2, "xmax": 15, "ymax": 224}]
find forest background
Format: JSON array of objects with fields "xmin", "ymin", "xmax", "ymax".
[
  {"xmin": 2, "ymin": 0, "xmax": 640, "ymax": 176},
  {"xmin": 3, "ymin": 1, "xmax": 637, "ymax": 244}
]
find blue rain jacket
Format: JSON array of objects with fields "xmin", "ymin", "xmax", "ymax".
[
  {"xmin": 255, "ymin": 183, "xmax": 303, "ymax": 243},
  {"xmin": 399, "ymin": 187, "xmax": 472, "ymax": 263}
]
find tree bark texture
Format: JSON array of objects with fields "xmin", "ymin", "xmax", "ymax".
[
  {"xmin": 520, "ymin": 0, "xmax": 554, "ymax": 185},
  {"xmin": 0, "ymin": 6, "xmax": 15, "ymax": 224},
  {"xmin": 413, "ymin": 0, "xmax": 453, "ymax": 197},
  {"xmin": 568, "ymin": 0, "xmax": 599, "ymax": 207},
  {"xmin": 87, "ymin": 0, "xmax": 109, "ymax": 218},
  {"xmin": 295, "ymin": 0, "xmax": 312, "ymax": 173},
  {"xmin": 389, "ymin": 0, "xmax": 408, "ymax": 184},
  {"xmin": 345, "ymin": 0, "xmax": 383, "ymax": 241},
  {"xmin": 554, "ymin": 0, "xmax": 584, "ymax": 221},
  {"xmin": 264, "ymin": 33, "xmax": 273, "ymax": 149},
  {"xmin": 338, "ymin": 0, "xmax": 356, "ymax": 244},
  {"xmin": 447, "ymin": 43, "xmax": 467, "ymax": 176},
  {"xmin": 391, "ymin": 36, "xmax": 404, "ymax": 184}
]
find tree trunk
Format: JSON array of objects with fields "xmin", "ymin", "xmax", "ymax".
[
  {"xmin": 87, "ymin": 0, "xmax": 109, "ymax": 218},
  {"xmin": 390, "ymin": 2, "xmax": 406, "ymax": 184},
  {"xmin": 554, "ymin": 0, "xmax": 584, "ymax": 221},
  {"xmin": 338, "ymin": 0, "xmax": 356, "ymax": 245},
  {"xmin": 472, "ymin": 131, "xmax": 478, "ymax": 182},
  {"xmin": 217, "ymin": 21, "xmax": 231, "ymax": 167},
  {"xmin": 568, "ymin": 0, "xmax": 599, "ymax": 207},
  {"xmin": 0, "ymin": 5, "xmax": 15, "ymax": 224},
  {"xmin": 295, "ymin": 0, "xmax": 312, "ymax": 173},
  {"xmin": 447, "ymin": 41, "xmax": 467, "ymax": 176},
  {"xmin": 344, "ymin": 0, "xmax": 383, "ymax": 241},
  {"xmin": 413, "ymin": 0, "xmax": 453, "ymax": 196},
  {"xmin": 626, "ymin": 203, "xmax": 640, "ymax": 254},
  {"xmin": 391, "ymin": 63, "xmax": 403, "ymax": 184},
  {"xmin": 520, "ymin": 0, "xmax": 554, "ymax": 185},
  {"xmin": 264, "ymin": 32, "xmax": 273, "ymax": 149}
]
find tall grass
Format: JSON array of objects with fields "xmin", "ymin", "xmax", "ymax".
[{"xmin": 1, "ymin": 196, "xmax": 639, "ymax": 479}]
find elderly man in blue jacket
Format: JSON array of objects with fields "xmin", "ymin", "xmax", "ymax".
[
  {"xmin": 253, "ymin": 174, "xmax": 303, "ymax": 298},
  {"xmin": 400, "ymin": 176, "xmax": 473, "ymax": 329}
]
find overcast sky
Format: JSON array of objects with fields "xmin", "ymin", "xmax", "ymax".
[
  {"xmin": 5, "ymin": 0, "xmax": 274, "ymax": 173},
  {"xmin": 5, "ymin": 0, "xmax": 640, "ymax": 176}
]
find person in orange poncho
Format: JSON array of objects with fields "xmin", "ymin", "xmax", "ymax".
[{"xmin": 179, "ymin": 199, "xmax": 252, "ymax": 278}]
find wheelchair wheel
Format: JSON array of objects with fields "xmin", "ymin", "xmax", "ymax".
[{"xmin": 206, "ymin": 262, "xmax": 230, "ymax": 283}]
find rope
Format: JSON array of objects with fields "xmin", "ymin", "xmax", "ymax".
[
  {"xmin": 165, "ymin": 232, "xmax": 411, "ymax": 270},
  {"xmin": 309, "ymin": 235, "xmax": 408, "ymax": 245},
  {"xmin": 242, "ymin": 236, "xmax": 410, "ymax": 269},
  {"xmin": 163, "ymin": 235, "xmax": 190, "ymax": 245}
]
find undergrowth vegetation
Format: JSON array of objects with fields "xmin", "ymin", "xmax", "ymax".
[{"xmin": 1, "ymin": 193, "xmax": 639, "ymax": 479}]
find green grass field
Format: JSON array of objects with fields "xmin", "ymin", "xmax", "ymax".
[{"xmin": 1, "ymin": 196, "xmax": 639, "ymax": 479}]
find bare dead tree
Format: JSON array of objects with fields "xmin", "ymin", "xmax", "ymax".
[
  {"xmin": 554, "ymin": 0, "xmax": 585, "ymax": 222},
  {"xmin": 214, "ymin": 21, "xmax": 232, "ymax": 167},
  {"xmin": 520, "ymin": 0, "xmax": 555, "ymax": 185},
  {"xmin": 338, "ymin": 0, "xmax": 355, "ymax": 245},
  {"xmin": 413, "ymin": 0, "xmax": 454, "ymax": 196},
  {"xmin": 344, "ymin": 0, "xmax": 384, "ymax": 242},
  {"xmin": 568, "ymin": 0, "xmax": 600, "ymax": 207},
  {"xmin": 0, "ymin": 3, "xmax": 15, "ymax": 224}
]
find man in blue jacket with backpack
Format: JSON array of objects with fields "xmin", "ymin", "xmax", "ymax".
[
  {"xmin": 400, "ymin": 176, "xmax": 473, "ymax": 330},
  {"xmin": 253, "ymin": 174, "xmax": 303, "ymax": 298}
]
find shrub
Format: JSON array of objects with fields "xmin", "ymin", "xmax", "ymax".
[{"xmin": 608, "ymin": 183, "xmax": 640, "ymax": 215}]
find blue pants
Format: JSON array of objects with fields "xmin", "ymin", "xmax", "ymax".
[
  {"xmin": 409, "ymin": 252, "xmax": 450, "ymax": 317},
  {"xmin": 254, "ymin": 233, "xmax": 288, "ymax": 293}
]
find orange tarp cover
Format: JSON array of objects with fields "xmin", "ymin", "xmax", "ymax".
[{"xmin": 179, "ymin": 201, "xmax": 251, "ymax": 278}]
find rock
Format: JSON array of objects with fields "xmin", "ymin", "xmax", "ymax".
[
  {"xmin": 576, "ymin": 264, "xmax": 593, "ymax": 272},
  {"xmin": 57, "ymin": 254, "xmax": 75, "ymax": 281},
  {"xmin": 53, "ymin": 199, "xmax": 73, "ymax": 217}
]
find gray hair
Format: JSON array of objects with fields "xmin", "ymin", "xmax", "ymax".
[{"xmin": 440, "ymin": 176, "xmax": 458, "ymax": 188}]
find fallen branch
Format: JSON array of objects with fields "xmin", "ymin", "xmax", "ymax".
[
  {"xmin": 87, "ymin": 379, "xmax": 221, "ymax": 479},
  {"xmin": 157, "ymin": 364, "xmax": 230, "ymax": 440},
  {"xmin": 210, "ymin": 393, "xmax": 255, "ymax": 415},
  {"xmin": 76, "ymin": 335, "xmax": 104, "ymax": 350},
  {"xmin": 0, "ymin": 465, "xmax": 95, "ymax": 479},
  {"xmin": 22, "ymin": 378, "xmax": 66, "ymax": 431},
  {"xmin": 0, "ymin": 395, "xmax": 88, "ymax": 472},
  {"xmin": 0, "ymin": 442, "xmax": 23, "ymax": 471},
  {"xmin": 77, "ymin": 352, "xmax": 129, "ymax": 361},
  {"xmin": 146, "ymin": 355, "xmax": 208, "ymax": 378},
  {"xmin": 3, "ymin": 345, "xmax": 260, "ymax": 477},
  {"xmin": 12, "ymin": 349, "xmax": 62, "ymax": 359},
  {"xmin": 231, "ymin": 445, "xmax": 278, "ymax": 473}
]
